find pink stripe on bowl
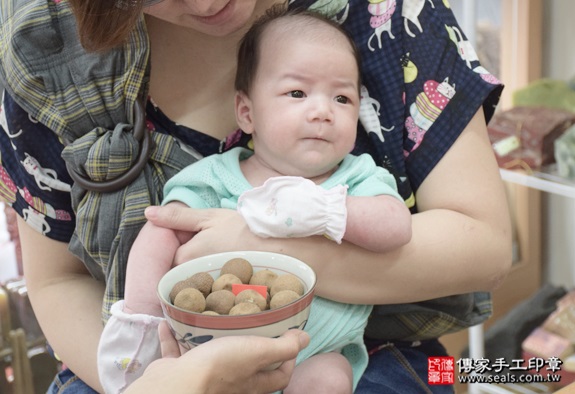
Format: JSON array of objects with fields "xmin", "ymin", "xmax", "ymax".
[{"xmin": 163, "ymin": 287, "xmax": 315, "ymax": 329}]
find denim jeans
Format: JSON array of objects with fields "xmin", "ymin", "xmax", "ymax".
[
  {"xmin": 356, "ymin": 339, "xmax": 455, "ymax": 394},
  {"xmin": 46, "ymin": 368, "xmax": 97, "ymax": 394},
  {"xmin": 47, "ymin": 339, "xmax": 455, "ymax": 393}
]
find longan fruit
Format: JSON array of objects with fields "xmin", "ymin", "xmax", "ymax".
[
  {"xmin": 205, "ymin": 290, "xmax": 236, "ymax": 315},
  {"xmin": 270, "ymin": 290, "xmax": 301, "ymax": 309},
  {"xmin": 169, "ymin": 279, "xmax": 192, "ymax": 303},
  {"xmin": 235, "ymin": 289, "xmax": 267, "ymax": 311},
  {"xmin": 173, "ymin": 288, "xmax": 206, "ymax": 313},
  {"xmin": 270, "ymin": 274, "xmax": 304, "ymax": 297},
  {"xmin": 202, "ymin": 311, "xmax": 220, "ymax": 316},
  {"xmin": 221, "ymin": 258, "xmax": 253, "ymax": 284},
  {"xmin": 169, "ymin": 272, "xmax": 214, "ymax": 302},
  {"xmin": 229, "ymin": 302, "xmax": 261, "ymax": 316},
  {"xmin": 249, "ymin": 269, "xmax": 278, "ymax": 289},
  {"xmin": 212, "ymin": 273, "xmax": 242, "ymax": 292},
  {"xmin": 186, "ymin": 272, "xmax": 214, "ymax": 297}
]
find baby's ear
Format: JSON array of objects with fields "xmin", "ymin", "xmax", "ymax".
[{"xmin": 235, "ymin": 91, "xmax": 255, "ymax": 134}]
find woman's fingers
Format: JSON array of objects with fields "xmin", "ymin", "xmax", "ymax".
[
  {"xmin": 158, "ymin": 320, "xmax": 181, "ymax": 359},
  {"xmin": 145, "ymin": 204, "xmax": 259, "ymax": 261},
  {"xmin": 192, "ymin": 330, "xmax": 310, "ymax": 394},
  {"xmin": 247, "ymin": 330, "xmax": 310, "ymax": 393},
  {"xmin": 254, "ymin": 329, "xmax": 310, "ymax": 370},
  {"xmin": 144, "ymin": 203, "xmax": 207, "ymax": 232}
]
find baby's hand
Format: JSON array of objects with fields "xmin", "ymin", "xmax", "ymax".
[{"xmin": 237, "ymin": 176, "xmax": 348, "ymax": 243}]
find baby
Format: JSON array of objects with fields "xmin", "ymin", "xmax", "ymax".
[{"xmin": 98, "ymin": 6, "xmax": 412, "ymax": 394}]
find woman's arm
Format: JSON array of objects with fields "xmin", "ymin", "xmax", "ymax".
[
  {"xmin": 146, "ymin": 108, "xmax": 512, "ymax": 305},
  {"xmin": 344, "ymin": 194, "xmax": 412, "ymax": 252},
  {"xmin": 18, "ymin": 216, "xmax": 105, "ymax": 393}
]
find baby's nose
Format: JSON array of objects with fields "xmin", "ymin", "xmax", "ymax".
[{"xmin": 308, "ymin": 98, "xmax": 334, "ymax": 122}]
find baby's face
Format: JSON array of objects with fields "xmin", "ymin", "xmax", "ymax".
[{"xmin": 245, "ymin": 24, "xmax": 360, "ymax": 180}]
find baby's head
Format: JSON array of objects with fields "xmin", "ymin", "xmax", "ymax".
[
  {"xmin": 234, "ymin": 6, "xmax": 362, "ymax": 180},
  {"xmin": 235, "ymin": 6, "xmax": 361, "ymax": 96}
]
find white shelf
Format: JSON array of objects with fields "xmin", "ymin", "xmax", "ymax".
[
  {"xmin": 500, "ymin": 165, "xmax": 575, "ymax": 200},
  {"xmin": 467, "ymin": 166, "xmax": 573, "ymax": 393}
]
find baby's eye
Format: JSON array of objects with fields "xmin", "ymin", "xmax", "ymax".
[
  {"xmin": 287, "ymin": 90, "xmax": 305, "ymax": 98},
  {"xmin": 335, "ymin": 95, "xmax": 349, "ymax": 104}
]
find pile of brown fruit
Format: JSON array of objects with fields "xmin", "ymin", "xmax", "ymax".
[{"xmin": 169, "ymin": 258, "xmax": 305, "ymax": 315}]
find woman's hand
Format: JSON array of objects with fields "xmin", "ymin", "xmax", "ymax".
[
  {"xmin": 124, "ymin": 321, "xmax": 310, "ymax": 394},
  {"xmin": 144, "ymin": 205, "xmax": 260, "ymax": 263}
]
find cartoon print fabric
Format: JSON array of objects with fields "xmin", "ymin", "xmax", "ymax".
[
  {"xmin": 0, "ymin": 0, "xmax": 502, "ymax": 245},
  {"xmin": 0, "ymin": 93, "xmax": 73, "ymax": 237}
]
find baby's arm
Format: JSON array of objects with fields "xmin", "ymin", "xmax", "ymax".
[
  {"xmin": 344, "ymin": 194, "xmax": 412, "ymax": 253},
  {"xmin": 99, "ymin": 201, "xmax": 193, "ymax": 393},
  {"xmin": 238, "ymin": 176, "xmax": 411, "ymax": 253},
  {"xmin": 124, "ymin": 202, "xmax": 193, "ymax": 316},
  {"xmin": 97, "ymin": 218, "xmax": 179, "ymax": 394}
]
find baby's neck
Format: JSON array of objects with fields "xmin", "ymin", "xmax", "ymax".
[{"xmin": 240, "ymin": 155, "xmax": 335, "ymax": 187}]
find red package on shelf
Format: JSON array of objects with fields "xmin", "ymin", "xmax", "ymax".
[{"xmin": 488, "ymin": 107, "xmax": 575, "ymax": 171}]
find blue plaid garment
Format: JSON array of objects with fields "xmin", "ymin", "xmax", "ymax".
[{"xmin": 0, "ymin": 0, "xmax": 501, "ymax": 340}]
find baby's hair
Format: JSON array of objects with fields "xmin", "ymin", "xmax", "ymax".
[{"xmin": 235, "ymin": 5, "xmax": 362, "ymax": 96}]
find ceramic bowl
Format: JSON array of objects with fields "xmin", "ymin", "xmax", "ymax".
[{"xmin": 157, "ymin": 251, "xmax": 316, "ymax": 350}]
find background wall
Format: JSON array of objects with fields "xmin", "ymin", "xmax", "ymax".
[
  {"xmin": 451, "ymin": 0, "xmax": 575, "ymax": 289},
  {"xmin": 541, "ymin": 0, "xmax": 575, "ymax": 289}
]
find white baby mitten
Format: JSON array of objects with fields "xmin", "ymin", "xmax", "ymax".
[
  {"xmin": 97, "ymin": 300, "xmax": 164, "ymax": 394},
  {"xmin": 237, "ymin": 176, "xmax": 348, "ymax": 243}
]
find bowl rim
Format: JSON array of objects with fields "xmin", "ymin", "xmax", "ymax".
[{"xmin": 158, "ymin": 251, "xmax": 317, "ymax": 329}]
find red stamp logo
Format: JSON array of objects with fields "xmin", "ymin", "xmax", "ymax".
[{"xmin": 428, "ymin": 356, "xmax": 455, "ymax": 385}]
